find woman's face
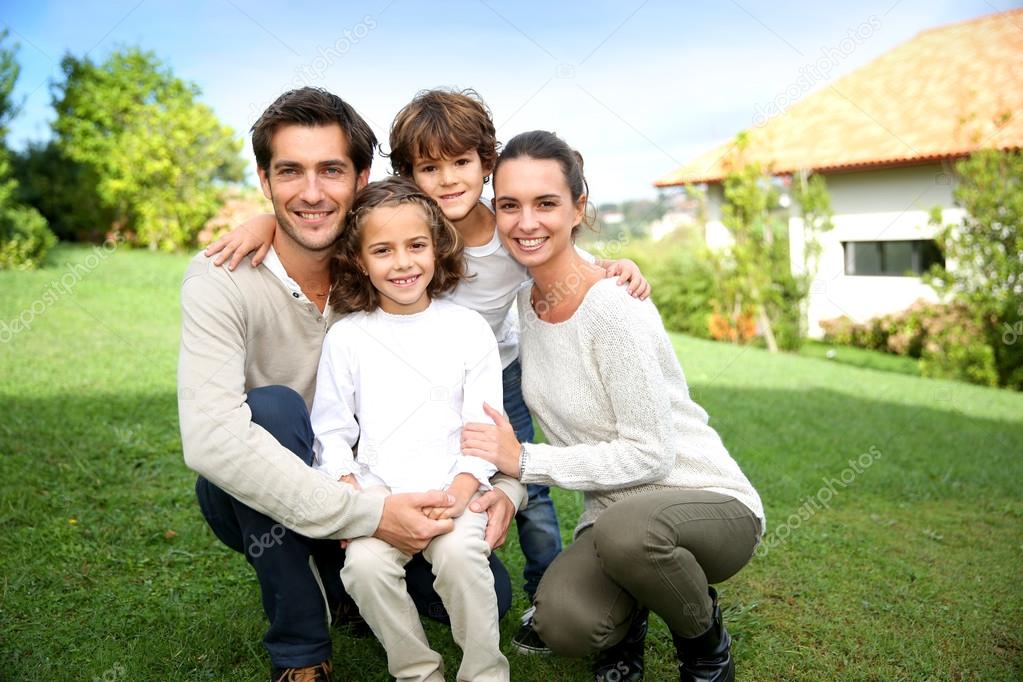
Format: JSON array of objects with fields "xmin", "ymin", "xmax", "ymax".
[{"xmin": 493, "ymin": 157, "xmax": 585, "ymax": 269}]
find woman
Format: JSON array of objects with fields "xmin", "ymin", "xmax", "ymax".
[{"xmin": 462, "ymin": 130, "xmax": 765, "ymax": 682}]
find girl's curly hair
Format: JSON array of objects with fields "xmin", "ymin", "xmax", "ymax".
[{"xmin": 329, "ymin": 176, "xmax": 467, "ymax": 314}]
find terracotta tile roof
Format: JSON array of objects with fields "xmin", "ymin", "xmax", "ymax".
[{"xmin": 655, "ymin": 9, "xmax": 1023, "ymax": 186}]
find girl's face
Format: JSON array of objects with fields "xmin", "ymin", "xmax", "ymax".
[
  {"xmin": 357, "ymin": 203, "xmax": 436, "ymax": 315},
  {"xmin": 493, "ymin": 157, "xmax": 585, "ymax": 270}
]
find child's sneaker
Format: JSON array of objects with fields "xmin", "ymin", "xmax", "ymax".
[
  {"xmin": 511, "ymin": 604, "xmax": 551, "ymax": 655},
  {"xmin": 270, "ymin": 659, "xmax": 332, "ymax": 682}
]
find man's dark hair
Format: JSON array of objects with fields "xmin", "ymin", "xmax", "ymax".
[{"xmin": 251, "ymin": 87, "xmax": 377, "ymax": 175}]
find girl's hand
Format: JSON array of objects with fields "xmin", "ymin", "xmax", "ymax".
[
  {"xmin": 339, "ymin": 474, "xmax": 361, "ymax": 491},
  {"xmin": 602, "ymin": 258, "xmax": 651, "ymax": 299},
  {"xmin": 204, "ymin": 213, "xmax": 277, "ymax": 270},
  {"xmin": 427, "ymin": 473, "xmax": 477, "ymax": 520},
  {"xmin": 337, "ymin": 474, "xmax": 361, "ymax": 548},
  {"xmin": 461, "ymin": 403, "xmax": 521, "ymax": 478},
  {"xmin": 425, "ymin": 497, "xmax": 468, "ymax": 520}
]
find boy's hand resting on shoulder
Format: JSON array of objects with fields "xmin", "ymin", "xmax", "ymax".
[
  {"xmin": 596, "ymin": 257, "xmax": 651, "ymax": 300},
  {"xmin": 204, "ymin": 213, "xmax": 277, "ymax": 270},
  {"xmin": 339, "ymin": 473, "xmax": 362, "ymax": 490},
  {"xmin": 425, "ymin": 473, "xmax": 479, "ymax": 520}
]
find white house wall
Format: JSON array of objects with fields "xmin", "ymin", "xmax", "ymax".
[
  {"xmin": 792, "ymin": 163, "xmax": 964, "ymax": 338},
  {"xmin": 700, "ymin": 163, "xmax": 965, "ymax": 339}
]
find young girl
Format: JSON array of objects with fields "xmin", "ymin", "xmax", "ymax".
[{"xmin": 310, "ymin": 176, "xmax": 509, "ymax": 682}]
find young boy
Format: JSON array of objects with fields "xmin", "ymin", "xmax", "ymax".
[{"xmin": 386, "ymin": 89, "xmax": 649, "ymax": 652}]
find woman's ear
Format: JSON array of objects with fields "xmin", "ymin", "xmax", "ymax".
[{"xmin": 574, "ymin": 194, "xmax": 588, "ymax": 227}]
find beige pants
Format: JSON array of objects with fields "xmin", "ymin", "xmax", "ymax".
[{"xmin": 340, "ymin": 487, "xmax": 509, "ymax": 682}]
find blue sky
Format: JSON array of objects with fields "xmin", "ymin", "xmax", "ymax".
[{"xmin": 1, "ymin": 0, "xmax": 1010, "ymax": 201}]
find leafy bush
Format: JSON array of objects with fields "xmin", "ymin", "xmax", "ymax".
[
  {"xmin": 0, "ymin": 30, "xmax": 57, "ymax": 269},
  {"xmin": 597, "ymin": 230, "xmax": 718, "ymax": 340},
  {"xmin": 820, "ymin": 300, "xmax": 1004, "ymax": 388},
  {"xmin": 0, "ymin": 203, "xmax": 56, "ymax": 270},
  {"xmin": 649, "ymin": 248, "xmax": 718, "ymax": 339},
  {"xmin": 925, "ymin": 149, "xmax": 1022, "ymax": 388},
  {"xmin": 12, "ymin": 141, "xmax": 114, "ymax": 242},
  {"xmin": 918, "ymin": 306, "xmax": 998, "ymax": 386}
]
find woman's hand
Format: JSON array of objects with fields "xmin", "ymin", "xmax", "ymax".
[
  {"xmin": 600, "ymin": 258, "xmax": 651, "ymax": 299},
  {"xmin": 461, "ymin": 402, "xmax": 522, "ymax": 477},
  {"xmin": 204, "ymin": 213, "xmax": 277, "ymax": 270}
]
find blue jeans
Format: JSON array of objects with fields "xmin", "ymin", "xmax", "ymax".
[
  {"xmin": 504, "ymin": 359, "xmax": 563, "ymax": 601},
  {"xmin": 195, "ymin": 385, "xmax": 512, "ymax": 668}
]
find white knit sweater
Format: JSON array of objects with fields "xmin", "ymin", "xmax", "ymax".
[{"xmin": 518, "ymin": 278, "xmax": 765, "ymax": 537}]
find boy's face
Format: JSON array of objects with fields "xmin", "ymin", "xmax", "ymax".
[
  {"xmin": 411, "ymin": 149, "xmax": 492, "ymax": 223},
  {"xmin": 257, "ymin": 123, "xmax": 369, "ymax": 253}
]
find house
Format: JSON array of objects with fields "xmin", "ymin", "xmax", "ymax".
[{"xmin": 654, "ymin": 9, "xmax": 1023, "ymax": 338}]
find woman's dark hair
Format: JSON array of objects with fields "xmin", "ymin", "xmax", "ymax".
[
  {"xmin": 251, "ymin": 87, "xmax": 377, "ymax": 175},
  {"xmin": 329, "ymin": 177, "xmax": 466, "ymax": 314},
  {"xmin": 493, "ymin": 130, "xmax": 597, "ymax": 236}
]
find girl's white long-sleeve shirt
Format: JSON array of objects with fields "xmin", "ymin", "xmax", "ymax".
[{"xmin": 310, "ymin": 298, "xmax": 503, "ymax": 494}]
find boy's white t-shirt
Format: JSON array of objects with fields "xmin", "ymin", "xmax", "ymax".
[
  {"xmin": 444, "ymin": 203, "xmax": 597, "ymax": 369},
  {"xmin": 310, "ymin": 298, "xmax": 503, "ymax": 494},
  {"xmin": 445, "ymin": 224, "xmax": 529, "ymax": 369}
]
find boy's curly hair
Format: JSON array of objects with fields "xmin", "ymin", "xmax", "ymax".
[
  {"xmin": 329, "ymin": 177, "xmax": 467, "ymax": 314},
  {"xmin": 387, "ymin": 88, "xmax": 499, "ymax": 178}
]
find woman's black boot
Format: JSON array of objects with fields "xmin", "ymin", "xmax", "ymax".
[
  {"xmin": 672, "ymin": 588, "xmax": 734, "ymax": 682},
  {"xmin": 593, "ymin": 607, "xmax": 648, "ymax": 681}
]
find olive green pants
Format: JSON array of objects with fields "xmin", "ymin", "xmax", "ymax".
[{"xmin": 532, "ymin": 489, "xmax": 760, "ymax": 657}]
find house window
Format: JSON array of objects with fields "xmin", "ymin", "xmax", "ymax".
[{"xmin": 843, "ymin": 240, "xmax": 944, "ymax": 276}]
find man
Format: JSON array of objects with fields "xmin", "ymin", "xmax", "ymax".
[{"xmin": 178, "ymin": 87, "xmax": 524, "ymax": 682}]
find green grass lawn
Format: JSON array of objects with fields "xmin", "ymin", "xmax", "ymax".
[
  {"xmin": 2, "ymin": 245, "xmax": 1021, "ymax": 681},
  {"xmin": 799, "ymin": 339, "xmax": 922, "ymax": 377}
]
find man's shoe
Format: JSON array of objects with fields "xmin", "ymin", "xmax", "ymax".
[
  {"xmin": 592, "ymin": 608, "xmax": 647, "ymax": 682},
  {"xmin": 331, "ymin": 598, "xmax": 371, "ymax": 638},
  {"xmin": 511, "ymin": 604, "xmax": 551, "ymax": 655},
  {"xmin": 270, "ymin": 660, "xmax": 332, "ymax": 682},
  {"xmin": 672, "ymin": 587, "xmax": 734, "ymax": 682}
]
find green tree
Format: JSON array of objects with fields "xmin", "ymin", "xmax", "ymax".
[
  {"xmin": 52, "ymin": 48, "xmax": 245, "ymax": 250},
  {"xmin": 716, "ymin": 136, "xmax": 790, "ymax": 352},
  {"xmin": 927, "ymin": 149, "xmax": 1023, "ymax": 388},
  {"xmin": 0, "ymin": 29, "xmax": 55, "ymax": 270},
  {"xmin": 712, "ymin": 135, "xmax": 833, "ymax": 351},
  {"xmin": 792, "ymin": 169, "xmax": 835, "ymax": 338},
  {"xmin": 13, "ymin": 140, "xmax": 113, "ymax": 242}
]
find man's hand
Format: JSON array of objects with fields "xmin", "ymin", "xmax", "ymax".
[
  {"xmin": 469, "ymin": 487, "xmax": 516, "ymax": 550},
  {"xmin": 374, "ymin": 490, "xmax": 455, "ymax": 555}
]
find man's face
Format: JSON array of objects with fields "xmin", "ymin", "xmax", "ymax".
[{"xmin": 257, "ymin": 123, "xmax": 369, "ymax": 253}]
